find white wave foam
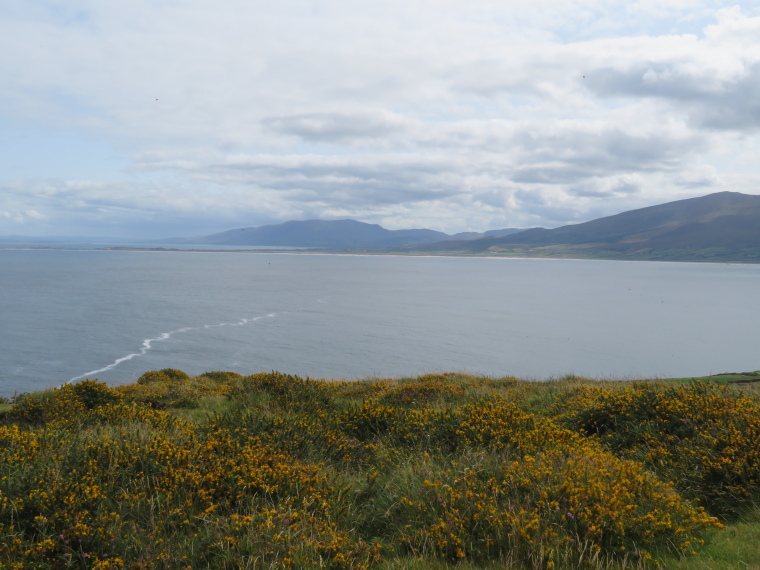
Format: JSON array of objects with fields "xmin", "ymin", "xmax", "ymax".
[{"xmin": 67, "ymin": 313, "xmax": 276, "ymax": 383}]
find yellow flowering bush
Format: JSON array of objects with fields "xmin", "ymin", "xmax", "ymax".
[
  {"xmin": 393, "ymin": 444, "xmax": 718, "ymax": 565},
  {"xmin": 379, "ymin": 375, "xmax": 467, "ymax": 406},
  {"xmin": 8, "ymin": 380, "xmax": 123, "ymax": 425},
  {"xmin": 1, "ymin": 371, "xmax": 747, "ymax": 568},
  {"xmin": 558, "ymin": 383, "xmax": 760, "ymax": 517},
  {"xmin": 0, "ymin": 403, "xmax": 378, "ymax": 568},
  {"xmin": 118, "ymin": 369, "xmax": 236, "ymax": 409}
]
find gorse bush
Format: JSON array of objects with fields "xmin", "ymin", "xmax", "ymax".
[
  {"xmin": 122, "ymin": 369, "xmax": 235, "ymax": 409},
  {"xmin": 198, "ymin": 370, "xmax": 243, "ymax": 383},
  {"xmin": 378, "ymin": 375, "xmax": 466, "ymax": 406},
  {"xmin": 137, "ymin": 368, "xmax": 191, "ymax": 384},
  {"xmin": 2, "ymin": 371, "xmax": 753, "ymax": 568},
  {"xmin": 389, "ymin": 445, "xmax": 716, "ymax": 566},
  {"xmin": 7, "ymin": 379, "xmax": 123, "ymax": 426},
  {"xmin": 69, "ymin": 379, "xmax": 124, "ymax": 410},
  {"xmin": 230, "ymin": 371, "xmax": 335, "ymax": 412},
  {"xmin": 557, "ymin": 383, "xmax": 760, "ymax": 517},
  {"xmin": 0, "ymin": 419, "xmax": 379, "ymax": 568}
]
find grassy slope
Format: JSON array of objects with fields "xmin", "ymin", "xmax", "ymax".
[
  {"xmin": 665, "ymin": 371, "xmax": 760, "ymax": 385},
  {"xmin": 165, "ymin": 372, "xmax": 760, "ymax": 569},
  {"xmin": 664, "ymin": 508, "xmax": 760, "ymax": 570},
  {"xmin": 165, "ymin": 373, "xmax": 760, "ymax": 569},
  {"xmin": 2, "ymin": 371, "xmax": 760, "ymax": 568}
]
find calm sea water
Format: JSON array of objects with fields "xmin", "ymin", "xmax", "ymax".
[{"xmin": 1, "ymin": 250, "xmax": 758, "ymax": 397}]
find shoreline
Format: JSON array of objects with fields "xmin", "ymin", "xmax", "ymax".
[{"xmin": 0, "ymin": 245, "xmax": 755, "ymax": 264}]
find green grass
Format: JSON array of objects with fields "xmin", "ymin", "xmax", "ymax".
[
  {"xmin": 168, "ymin": 394, "xmax": 233, "ymax": 421},
  {"xmin": 658, "ymin": 371, "xmax": 760, "ymax": 399},
  {"xmin": 662, "ymin": 370, "xmax": 760, "ymax": 382},
  {"xmin": 661, "ymin": 507, "xmax": 760, "ymax": 569}
]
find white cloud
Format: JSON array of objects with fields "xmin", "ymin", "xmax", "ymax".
[{"xmin": 0, "ymin": 1, "xmax": 758, "ymax": 236}]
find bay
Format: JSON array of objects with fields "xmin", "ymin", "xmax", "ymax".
[{"xmin": 1, "ymin": 249, "xmax": 758, "ymax": 397}]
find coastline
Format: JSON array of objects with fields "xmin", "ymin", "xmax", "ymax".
[{"xmin": 1, "ymin": 244, "xmax": 757, "ymax": 264}]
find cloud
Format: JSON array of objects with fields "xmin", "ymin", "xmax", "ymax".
[
  {"xmin": 579, "ymin": 8, "xmax": 760, "ymax": 130},
  {"xmin": 512, "ymin": 123, "xmax": 705, "ymax": 181},
  {"xmin": 674, "ymin": 165, "xmax": 720, "ymax": 188},
  {"xmin": 24, "ymin": 209, "xmax": 47, "ymax": 220},
  {"xmin": 136, "ymin": 152, "xmax": 480, "ymax": 207},
  {"xmin": 567, "ymin": 175, "xmax": 642, "ymax": 198},
  {"xmin": 261, "ymin": 111, "xmax": 410, "ymax": 145},
  {"xmin": 0, "ymin": 1, "xmax": 758, "ymax": 237}
]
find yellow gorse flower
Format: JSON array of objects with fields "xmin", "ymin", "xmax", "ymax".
[{"xmin": 0, "ymin": 373, "xmax": 748, "ymax": 568}]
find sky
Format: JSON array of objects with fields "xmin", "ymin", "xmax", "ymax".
[{"xmin": 1, "ymin": 0, "xmax": 759, "ymax": 238}]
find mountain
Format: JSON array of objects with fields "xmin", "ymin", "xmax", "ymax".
[
  {"xmin": 190, "ymin": 219, "xmax": 529, "ymax": 249},
  {"xmin": 449, "ymin": 228, "xmax": 527, "ymax": 240},
  {"xmin": 191, "ymin": 219, "xmax": 451, "ymax": 249},
  {"xmin": 414, "ymin": 192, "xmax": 760, "ymax": 262}
]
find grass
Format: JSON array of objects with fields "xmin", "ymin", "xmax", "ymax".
[
  {"xmin": 1, "ymin": 370, "xmax": 760, "ymax": 568},
  {"xmin": 660, "ymin": 507, "xmax": 760, "ymax": 569},
  {"xmin": 400, "ymin": 244, "xmax": 760, "ymax": 263}
]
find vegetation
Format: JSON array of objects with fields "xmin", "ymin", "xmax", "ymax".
[
  {"xmin": 2, "ymin": 370, "xmax": 760, "ymax": 568},
  {"xmin": 402, "ymin": 243, "xmax": 760, "ymax": 263}
]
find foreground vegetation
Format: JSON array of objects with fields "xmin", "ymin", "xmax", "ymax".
[{"xmin": 1, "ymin": 370, "xmax": 760, "ymax": 569}]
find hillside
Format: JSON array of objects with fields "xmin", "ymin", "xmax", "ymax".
[
  {"xmin": 415, "ymin": 192, "xmax": 760, "ymax": 262},
  {"xmin": 2, "ymin": 370, "xmax": 760, "ymax": 568},
  {"xmin": 448, "ymin": 227, "xmax": 526, "ymax": 240}
]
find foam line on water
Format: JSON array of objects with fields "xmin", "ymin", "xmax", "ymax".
[{"xmin": 67, "ymin": 313, "xmax": 276, "ymax": 383}]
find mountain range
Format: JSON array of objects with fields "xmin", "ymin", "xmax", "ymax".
[
  {"xmin": 189, "ymin": 219, "xmax": 524, "ymax": 249},
  {"xmin": 189, "ymin": 191, "xmax": 760, "ymax": 262},
  {"xmin": 4, "ymin": 192, "xmax": 757, "ymax": 262},
  {"xmin": 414, "ymin": 191, "xmax": 760, "ymax": 262}
]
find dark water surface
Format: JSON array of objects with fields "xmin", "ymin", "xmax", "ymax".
[{"xmin": 1, "ymin": 250, "xmax": 758, "ymax": 396}]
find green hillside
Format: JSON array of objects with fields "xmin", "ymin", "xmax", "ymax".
[
  {"xmin": 2, "ymin": 370, "xmax": 760, "ymax": 568},
  {"xmin": 414, "ymin": 192, "xmax": 760, "ymax": 262}
]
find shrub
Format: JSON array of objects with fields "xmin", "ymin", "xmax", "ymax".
[
  {"xmin": 0, "ymin": 373, "xmax": 742, "ymax": 568},
  {"xmin": 157, "ymin": 368, "xmax": 191, "ymax": 381},
  {"xmin": 558, "ymin": 383, "xmax": 760, "ymax": 517},
  {"xmin": 199, "ymin": 370, "xmax": 243, "ymax": 382},
  {"xmin": 136, "ymin": 370, "xmax": 170, "ymax": 385},
  {"xmin": 69, "ymin": 379, "xmax": 123, "ymax": 410},
  {"xmin": 390, "ymin": 444, "xmax": 719, "ymax": 566},
  {"xmin": 233, "ymin": 372, "xmax": 335, "ymax": 411},
  {"xmin": 380, "ymin": 376, "xmax": 466, "ymax": 406},
  {"xmin": 6, "ymin": 380, "xmax": 121, "ymax": 426}
]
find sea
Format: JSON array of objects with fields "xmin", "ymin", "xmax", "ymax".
[{"xmin": 1, "ymin": 248, "xmax": 759, "ymax": 397}]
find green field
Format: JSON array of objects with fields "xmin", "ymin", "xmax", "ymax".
[
  {"xmin": 2, "ymin": 370, "xmax": 759, "ymax": 568},
  {"xmin": 397, "ymin": 244, "xmax": 760, "ymax": 263}
]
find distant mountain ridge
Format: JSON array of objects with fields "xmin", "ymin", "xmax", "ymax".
[
  {"xmin": 448, "ymin": 228, "xmax": 527, "ymax": 241},
  {"xmin": 4, "ymin": 192, "xmax": 757, "ymax": 262},
  {"xmin": 415, "ymin": 191, "xmax": 760, "ymax": 262},
  {"xmin": 191, "ymin": 219, "xmax": 524, "ymax": 249}
]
